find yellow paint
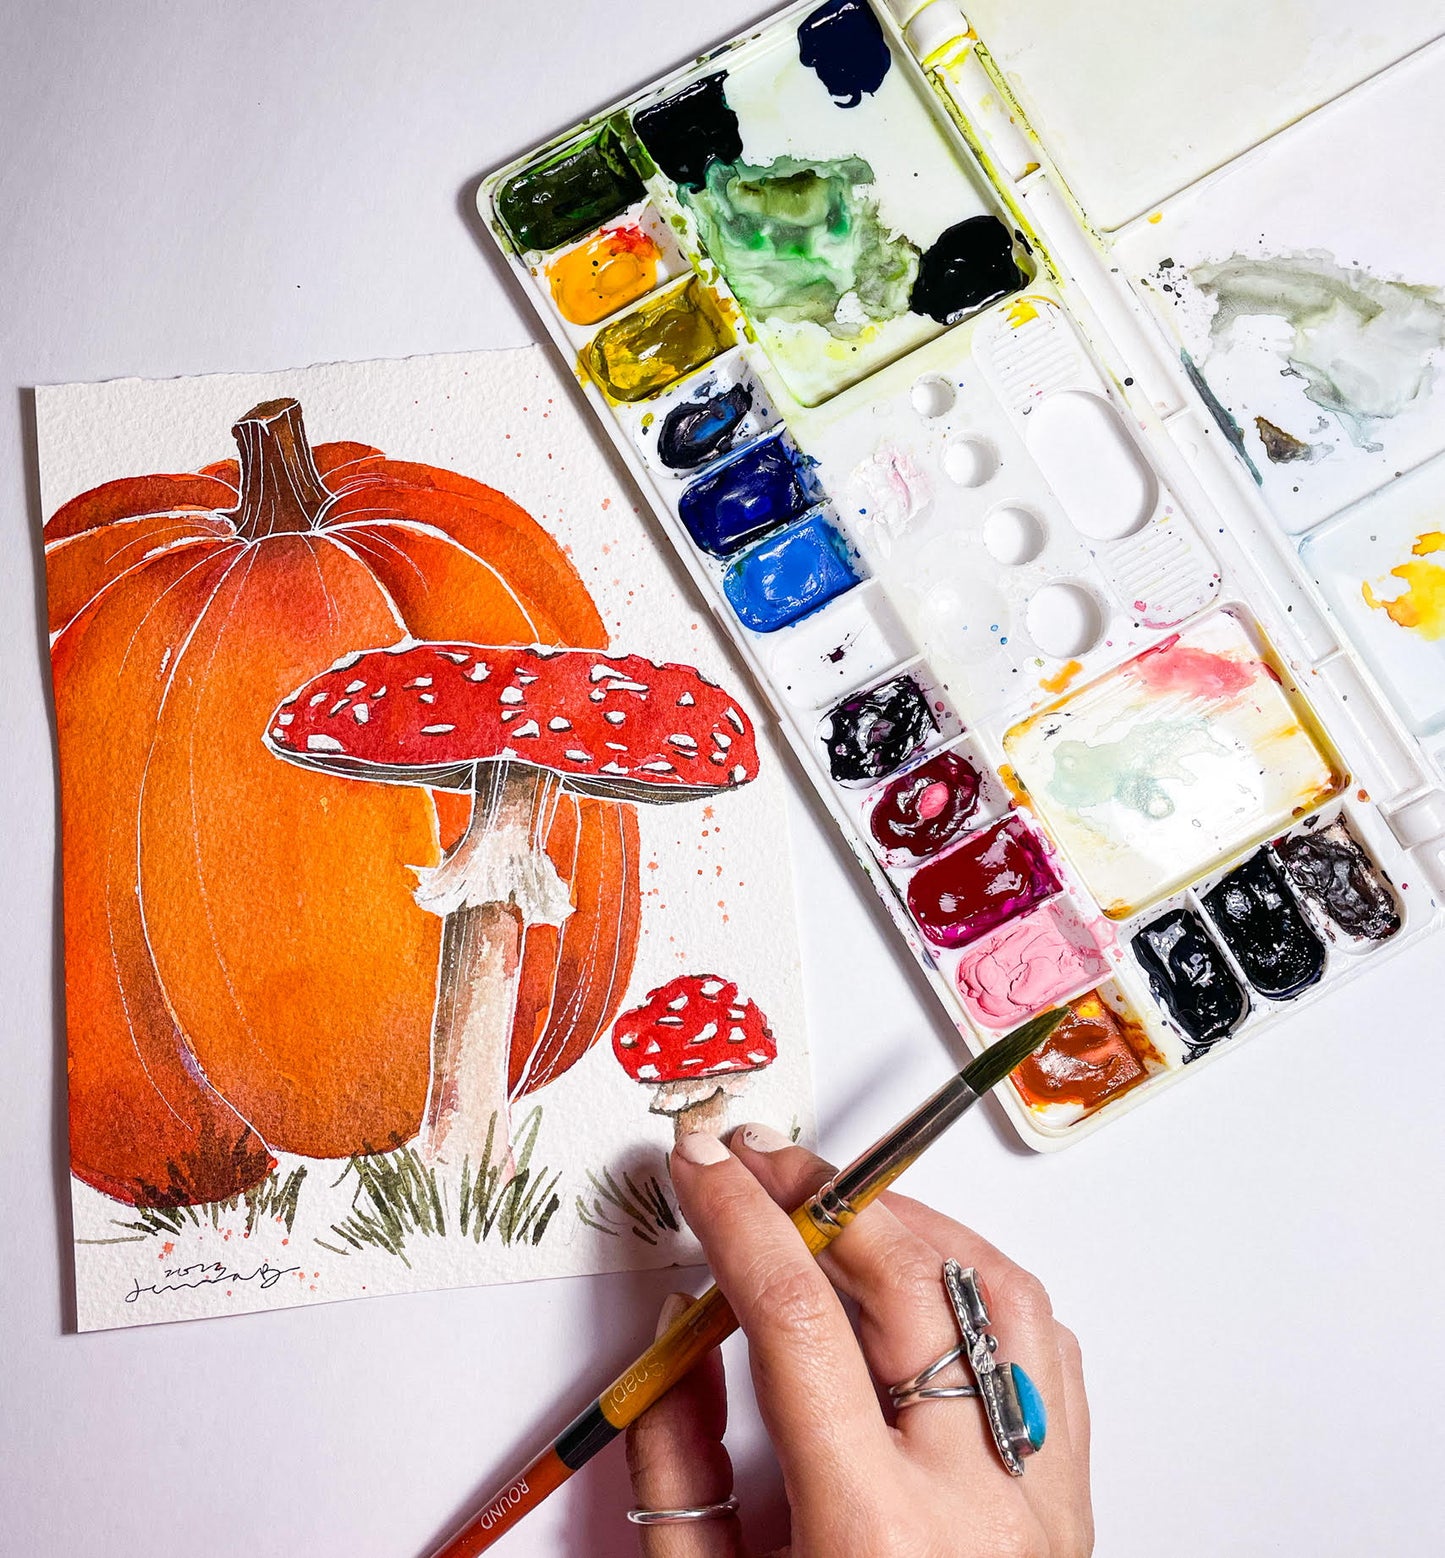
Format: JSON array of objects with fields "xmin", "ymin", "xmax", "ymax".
[
  {"xmin": 1147, "ymin": 212, "xmax": 1163, "ymax": 224},
  {"xmin": 1039, "ymin": 658, "xmax": 1083, "ymax": 694},
  {"xmin": 548, "ymin": 225, "xmax": 662, "ymax": 326},
  {"xmin": 1006, "ymin": 296, "xmax": 1040, "ymax": 328},
  {"xmin": 582, "ymin": 278, "xmax": 731, "ymax": 403},
  {"xmin": 1363, "ymin": 530, "xmax": 1445, "ymax": 640}
]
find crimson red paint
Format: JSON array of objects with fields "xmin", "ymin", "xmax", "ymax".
[
  {"xmin": 869, "ymin": 749, "xmax": 980, "ymax": 861},
  {"xmin": 905, "ymin": 814, "xmax": 1059, "ymax": 949}
]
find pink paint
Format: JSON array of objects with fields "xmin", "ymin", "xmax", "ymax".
[
  {"xmin": 1130, "ymin": 634, "xmax": 1257, "ymax": 701},
  {"xmin": 955, "ymin": 901, "xmax": 1109, "ymax": 1028},
  {"xmin": 917, "ymin": 781, "xmax": 951, "ymax": 820}
]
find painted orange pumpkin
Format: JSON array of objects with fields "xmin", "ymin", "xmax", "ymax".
[{"xmin": 47, "ymin": 398, "xmax": 641, "ymax": 1206}]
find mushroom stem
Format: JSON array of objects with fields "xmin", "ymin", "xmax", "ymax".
[
  {"xmin": 668, "ymin": 1087, "xmax": 731, "ymax": 1143},
  {"xmin": 227, "ymin": 398, "xmax": 331, "ymax": 540},
  {"xmin": 416, "ymin": 762, "xmax": 571, "ymax": 1174}
]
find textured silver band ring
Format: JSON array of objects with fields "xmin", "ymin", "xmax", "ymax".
[{"xmin": 627, "ymin": 1493, "xmax": 740, "ymax": 1526}]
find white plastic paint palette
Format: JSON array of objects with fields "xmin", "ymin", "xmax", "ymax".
[{"xmin": 481, "ymin": 0, "xmax": 1443, "ymax": 1147}]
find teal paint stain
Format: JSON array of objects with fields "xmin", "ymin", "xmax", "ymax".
[
  {"xmin": 1048, "ymin": 718, "xmax": 1222, "ymax": 819},
  {"xmin": 683, "ymin": 156, "xmax": 918, "ymax": 336},
  {"xmin": 1181, "ymin": 350, "xmax": 1261, "ymax": 485}
]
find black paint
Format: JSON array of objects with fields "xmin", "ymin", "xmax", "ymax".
[
  {"xmin": 634, "ymin": 73, "xmax": 743, "ymax": 189},
  {"xmin": 1202, "ymin": 851, "xmax": 1326, "ymax": 1000},
  {"xmin": 657, "ymin": 382, "xmax": 755, "ymax": 470},
  {"xmin": 824, "ymin": 674, "xmax": 936, "ymax": 784},
  {"xmin": 1132, "ymin": 908, "xmax": 1250, "ymax": 1053},
  {"xmin": 910, "ymin": 216, "xmax": 1025, "ymax": 325},
  {"xmin": 1181, "ymin": 351, "xmax": 1263, "ymax": 485},
  {"xmin": 1275, "ymin": 821, "xmax": 1401, "ymax": 943},
  {"xmin": 796, "ymin": 0, "xmax": 892, "ymax": 108},
  {"xmin": 556, "ymin": 1400, "xmax": 620, "ymax": 1468}
]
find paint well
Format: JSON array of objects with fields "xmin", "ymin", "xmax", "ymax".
[
  {"xmin": 1275, "ymin": 819, "xmax": 1401, "ymax": 944},
  {"xmin": 823, "ymin": 672, "xmax": 937, "ymax": 783},
  {"xmin": 906, "ymin": 813, "xmax": 1060, "ymax": 949},
  {"xmin": 796, "ymin": 0, "xmax": 892, "ymax": 108},
  {"xmin": 1009, "ymin": 988, "xmax": 1159, "ymax": 1117},
  {"xmin": 1004, "ymin": 612, "xmax": 1345, "ymax": 916},
  {"xmin": 956, "ymin": 900, "xmax": 1109, "ymax": 1028},
  {"xmin": 910, "ymin": 216, "xmax": 1025, "ymax": 325},
  {"xmin": 548, "ymin": 224, "xmax": 663, "ymax": 325},
  {"xmin": 1132, "ymin": 907, "xmax": 1249, "ymax": 1051},
  {"xmin": 868, "ymin": 749, "xmax": 981, "ymax": 861},
  {"xmin": 678, "ymin": 432, "xmax": 819, "ymax": 556},
  {"xmin": 1202, "ymin": 850, "xmax": 1326, "ymax": 1000},
  {"xmin": 583, "ymin": 278, "xmax": 732, "ymax": 402},
  {"xmin": 1025, "ymin": 581, "xmax": 1103, "ymax": 658},
  {"xmin": 944, "ymin": 437, "xmax": 998, "ymax": 488},
  {"xmin": 633, "ymin": 73, "xmax": 743, "ymax": 189},
  {"xmin": 1025, "ymin": 391, "xmax": 1157, "ymax": 540},
  {"xmin": 767, "ymin": 583, "xmax": 914, "ymax": 708},
  {"xmin": 723, "ymin": 512, "xmax": 860, "ymax": 632},
  {"xmin": 497, "ymin": 125, "xmax": 644, "ymax": 252}
]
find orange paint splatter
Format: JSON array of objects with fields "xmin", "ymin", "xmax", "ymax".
[{"xmin": 1039, "ymin": 658, "xmax": 1083, "ymax": 695}]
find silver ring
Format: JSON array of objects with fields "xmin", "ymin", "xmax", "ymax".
[
  {"xmin": 885, "ymin": 1260, "xmax": 1048, "ymax": 1477},
  {"xmin": 627, "ymin": 1493, "xmax": 740, "ymax": 1526}
]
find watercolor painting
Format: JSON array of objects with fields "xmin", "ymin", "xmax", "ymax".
[{"xmin": 38, "ymin": 350, "xmax": 810, "ymax": 1330}]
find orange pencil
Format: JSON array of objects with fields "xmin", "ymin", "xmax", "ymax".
[{"xmin": 426, "ymin": 1009, "xmax": 1065, "ymax": 1555}]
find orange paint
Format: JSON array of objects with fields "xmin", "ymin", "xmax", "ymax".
[
  {"xmin": 1039, "ymin": 658, "xmax": 1083, "ymax": 695},
  {"xmin": 47, "ymin": 399, "xmax": 641, "ymax": 1204},
  {"xmin": 548, "ymin": 225, "xmax": 663, "ymax": 325},
  {"xmin": 1011, "ymin": 989, "xmax": 1160, "ymax": 1116}
]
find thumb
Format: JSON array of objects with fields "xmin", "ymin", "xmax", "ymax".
[{"xmin": 624, "ymin": 1291, "xmax": 745, "ymax": 1557}]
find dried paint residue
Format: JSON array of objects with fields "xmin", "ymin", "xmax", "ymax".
[
  {"xmin": 1039, "ymin": 658, "xmax": 1082, "ymax": 696},
  {"xmin": 1190, "ymin": 250, "xmax": 1445, "ymax": 446},
  {"xmin": 1128, "ymin": 635, "xmax": 1256, "ymax": 701},
  {"xmin": 843, "ymin": 443, "xmax": 930, "ymax": 554},
  {"xmin": 1362, "ymin": 530, "xmax": 1445, "ymax": 641}
]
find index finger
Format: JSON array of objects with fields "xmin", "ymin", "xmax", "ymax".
[{"xmin": 669, "ymin": 1133, "xmax": 896, "ymax": 1496}]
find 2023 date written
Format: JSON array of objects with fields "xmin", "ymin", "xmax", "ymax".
[{"xmin": 125, "ymin": 1259, "xmax": 301, "ymax": 1304}]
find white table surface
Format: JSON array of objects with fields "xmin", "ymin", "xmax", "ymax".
[{"xmin": 3, "ymin": 4, "xmax": 1442, "ymax": 1555}]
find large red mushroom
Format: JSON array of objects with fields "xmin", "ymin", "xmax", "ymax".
[
  {"xmin": 612, "ymin": 973, "xmax": 778, "ymax": 1140},
  {"xmin": 265, "ymin": 642, "xmax": 759, "ymax": 1170}
]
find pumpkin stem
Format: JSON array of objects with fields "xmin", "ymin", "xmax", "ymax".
[{"xmin": 229, "ymin": 398, "xmax": 331, "ymax": 539}]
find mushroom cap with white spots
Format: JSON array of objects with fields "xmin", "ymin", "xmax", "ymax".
[
  {"xmin": 264, "ymin": 642, "xmax": 759, "ymax": 805},
  {"xmin": 612, "ymin": 973, "xmax": 777, "ymax": 1090}
]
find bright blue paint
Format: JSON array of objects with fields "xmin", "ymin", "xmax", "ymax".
[
  {"xmin": 723, "ymin": 511, "xmax": 860, "ymax": 631},
  {"xmin": 797, "ymin": 0, "xmax": 891, "ymax": 108},
  {"xmin": 1010, "ymin": 1363, "xmax": 1047, "ymax": 1451},
  {"xmin": 678, "ymin": 432, "xmax": 819, "ymax": 556}
]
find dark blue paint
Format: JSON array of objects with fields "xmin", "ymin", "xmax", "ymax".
[
  {"xmin": 677, "ymin": 432, "xmax": 820, "ymax": 556},
  {"xmin": 723, "ymin": 511, "xmax": 860, "ymax": 631},
  {"xmin": 657, "ymin": 381, "xmax": 754, "ymax": 470},
  {"xmin": 797, "ymin": 0, "xmax": 892, "ymax": 108}
]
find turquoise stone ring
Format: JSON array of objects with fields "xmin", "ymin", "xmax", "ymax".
[{"xmin": 886, "ymin": 1260, "xmax": 1047, "ymax": 1476}]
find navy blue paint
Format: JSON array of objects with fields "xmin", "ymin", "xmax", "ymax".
[
  {"xmin": 723, "ymin": 511, "xmax": 860, "ymax": 631},
  {"xmin": 797, "ymin": 0, "xmax": 892, "ymax": 108},
  {"xmin": 657, "ymin": 381, "xmax": 755, "ymax": 471},
  {"xmin": 1202, "ymin": 851, "xmax": 1326, "ymax": 1001},
  {"xmin": 910, "ymin": 216, "xmax": 1025, "ymax": 325},
  {"xmin": 634, "ymin": 73, "xmax": 744, "ymax": 189},
  {"xmin": 677, "ymin": 433, "xmax": 819, "ymax": 557}
]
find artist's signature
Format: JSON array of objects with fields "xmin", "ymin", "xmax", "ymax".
[{"xmin": 124, "ymin": 1260, "xmax": 301, "ymax": 1304}]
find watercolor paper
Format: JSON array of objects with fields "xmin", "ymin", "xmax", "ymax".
[
  {"xmin": 37, "ymin": 348, "xmax": 812, "ymax": 1331},
  {"xmin": 1004, "ymin": 613, "xmax": 1345, "ymax": 917}
]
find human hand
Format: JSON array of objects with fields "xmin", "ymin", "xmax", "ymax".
[{"xmin": 624, "ymin": 1126, "xmax": 1092, "ymax": 1558}]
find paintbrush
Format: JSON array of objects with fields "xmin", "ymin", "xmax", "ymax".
[{"xmin": 428, "ymin": 1007, "xmax": 1067, "ymax": 1556}]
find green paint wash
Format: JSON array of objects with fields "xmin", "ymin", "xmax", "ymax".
[
  {"xmin": 583, "ymin": 278, "xmax": 732, "ymax": 402},
  {"xmin": 682, "ymin": 156, "xmax": 918, "ymax": 336},
  {"xmin": 1047, "ymin": 719, "xmax": 1222, "ymax": 821},
  {"xmin": 1190, "ymin": 251, "xmax": 1445, "ymax": 447},
  {"xmin": 496, "ymin": 123, "xmax": 644, "ymax": 253}
]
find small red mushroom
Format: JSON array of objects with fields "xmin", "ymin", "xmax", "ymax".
[
  {"xmin": 612, "ymin": 973, "xmax": 778, "ymax": 1141},
  {"xmin": 265, "ymin": 642, "xmax": 759, "ymax": 1171}
]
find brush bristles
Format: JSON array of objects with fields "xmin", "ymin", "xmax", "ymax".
[{"xmin": 961, "ymin": 1008, "xmax": 1068, "ymax": 1097}]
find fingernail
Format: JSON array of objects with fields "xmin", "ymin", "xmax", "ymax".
[
  {"xmin": 675, "ymin": 1131, "xmax": 730, "ymax": 1165},
  {"xmin": 735, "ymin": 1122, "xmax": 793, "ymax": 1153},
  {"xmin": 656, "ymin": 1291, "xmax": 690, "ymax": 1339}
]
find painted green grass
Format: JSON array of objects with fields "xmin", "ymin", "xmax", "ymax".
[
  {"xmin": 318, "ymin": 1106, "xmax": 561, "ymax": 1266},
  {"xmin": 576, "ymin": 1164, "xmax": 681, "ymax": 1245},
  {"xmin": 111, "ymin": 1164, "xmax": 309, "ymax": 1240}
]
